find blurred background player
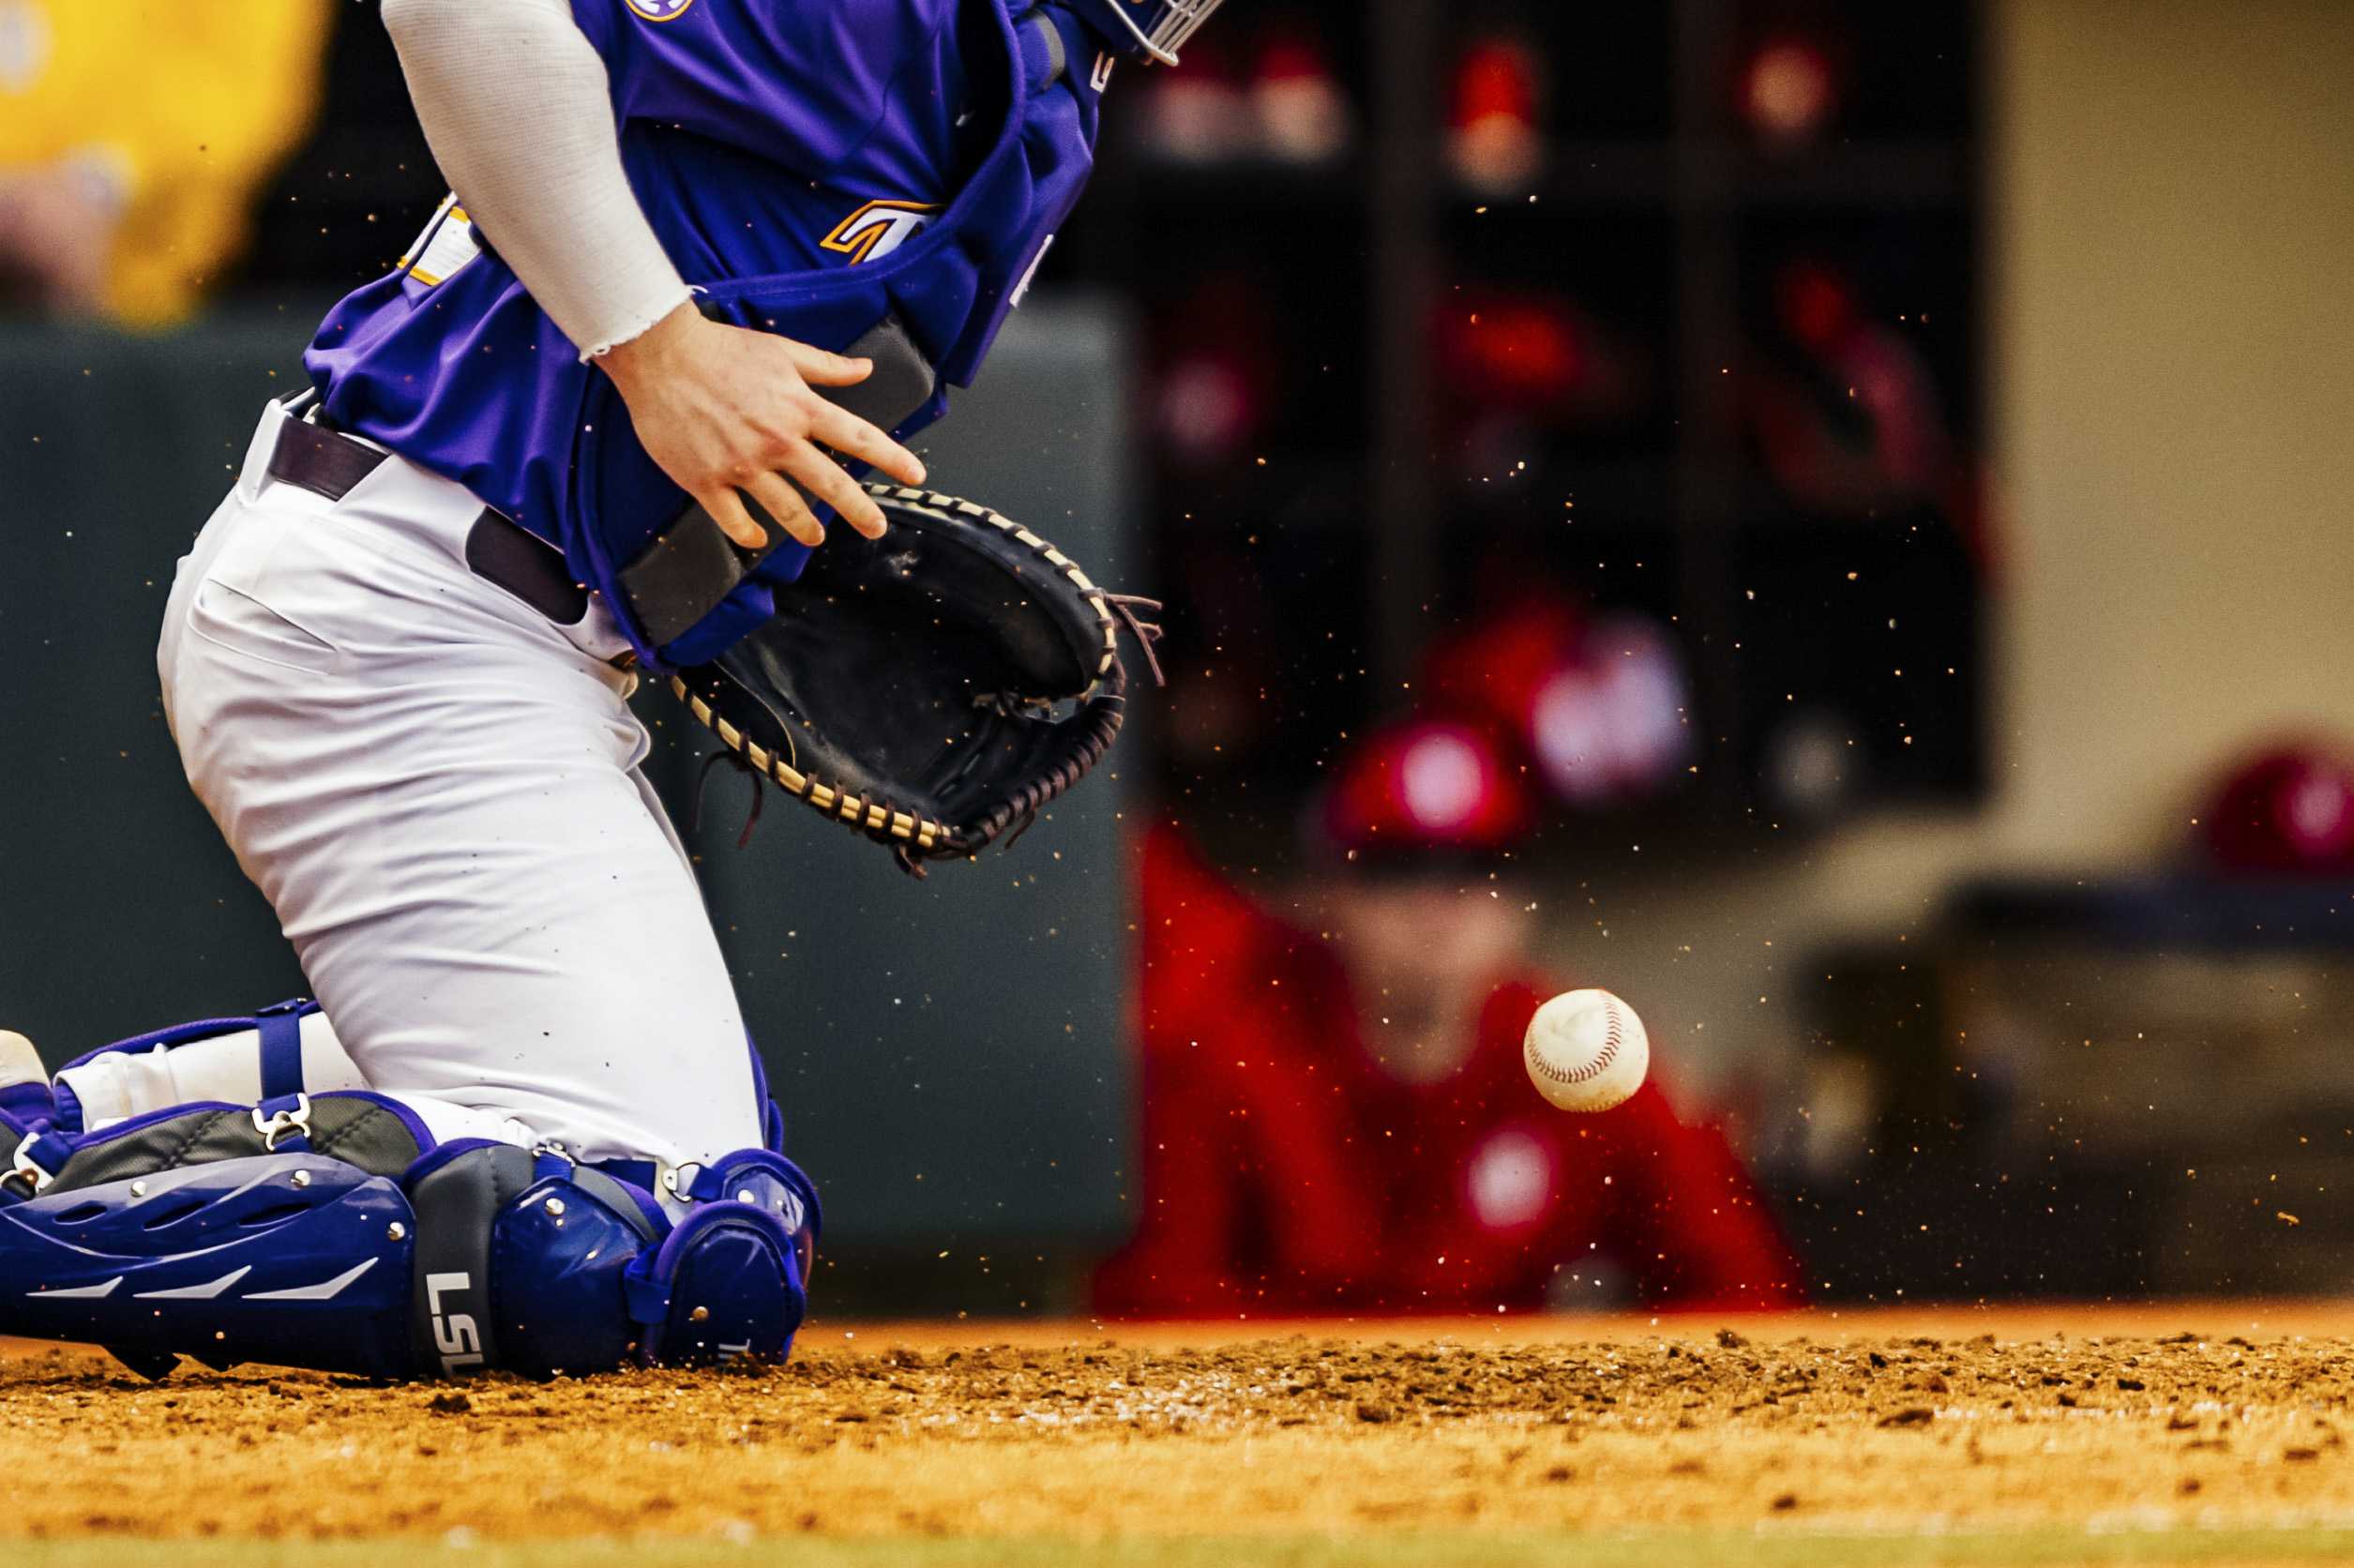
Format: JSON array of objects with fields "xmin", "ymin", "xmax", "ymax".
[
  {"xmin": 1098, "ymin": 711, "xmax": 1804, "ymax": 1318},
  {"xmin": 0, "ymin": 0, "xmax": 331, "ymax": 324}
]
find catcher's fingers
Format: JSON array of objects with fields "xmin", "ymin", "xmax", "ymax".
[
  {"xmin": 779, "ymin": 440, "xmax": 889, "ymax": 539},
  {"xmin": 783, "ymin": 342, "xmax": 875, "ymax": 387},
  {"xmin": 743, "ymin": 470, "xmax": 827, "ymax": 550},
  {"xmin": 700, "ymin": 487, "xmax": 775, "ymax": 552},
  {"xmin": 807, "ymin": 398, "xmax": 927, "ymax": 489}
]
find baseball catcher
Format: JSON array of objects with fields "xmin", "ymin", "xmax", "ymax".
[{"xmin": 0, "ymin": 0, "xmax": 1208, "ymax": 1379}]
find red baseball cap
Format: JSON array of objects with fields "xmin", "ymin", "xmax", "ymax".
[{"xmin": 1320, "ymin": 716, "xmax": 1535, "ymax": 862}]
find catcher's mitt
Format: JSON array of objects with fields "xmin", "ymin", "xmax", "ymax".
[{"xmin": 669, "ymin": 485, "xmax": 1161, "ymax": 876}]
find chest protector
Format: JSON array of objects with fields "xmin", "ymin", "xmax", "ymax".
[{"xmin": 306, "ymin": 2, "xmax": 1105, "ymax": 670}]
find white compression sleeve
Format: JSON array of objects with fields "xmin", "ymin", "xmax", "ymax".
[
  {"xmin": 380, "ymin": 0, "xmax": 691, "ymax": 358},
  {"xmin": 55, "ymin": 1014, "xmax": 370, "ymax": 1131},
  {"xmin": 55, "ymin": 1016, "xmax": 543, "ymax": 1151}
]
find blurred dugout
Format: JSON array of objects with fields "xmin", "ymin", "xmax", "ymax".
[{"xmin": 0, "ymin": 0, "xmax": 330, "ymax": 324}]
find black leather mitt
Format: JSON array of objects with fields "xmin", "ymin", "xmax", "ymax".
[{"xmin": 667, "ymin": 486, "xmax": 1159, "ymax": 876}]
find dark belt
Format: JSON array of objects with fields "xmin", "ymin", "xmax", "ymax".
[{"xmin": 264, "ymin": 415, "xmax": 592, "ymax": 628}]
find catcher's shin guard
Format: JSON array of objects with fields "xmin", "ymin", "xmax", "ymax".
[
  {"xmin": 0, "ymin": 1093, "xmax": 818, "ymax": 1380},
  {"xmin": 624, "ymin": 1151, "xmax": 821, "ymax": 1364},
  {"xmin": 0, "ymin": 1093, "xmax": 431, "ymax": 1379}
]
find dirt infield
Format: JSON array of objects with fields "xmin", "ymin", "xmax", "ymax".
[{"xmin": 7, "ymin": 1308, "xmax": 2354, "ymax": 1561}]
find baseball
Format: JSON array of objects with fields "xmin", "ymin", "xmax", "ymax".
[{"xmin": 1523, "ymin": 988, "xmax": 1650, "ymax": 1113}]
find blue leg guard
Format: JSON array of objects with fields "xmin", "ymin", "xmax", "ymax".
[
  {"xmin": 626, "ymin": 1151, "xmax": 821, "ymax": 1364},
  {"xmin": 0, "ymin": 1093, "xmax": 820, "ymax": 1380},
  {"xmin": 5, "ymin": 1148, "xmax": 415, "ymax": 1379},
  {"xmin": 2, "ymin": 1092, "xmax": 432, "ymax": 1378}
]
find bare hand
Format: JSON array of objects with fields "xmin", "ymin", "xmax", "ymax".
[{"xmin": 596, "ymin": 301, "xmax": 926, "ymax": 550}]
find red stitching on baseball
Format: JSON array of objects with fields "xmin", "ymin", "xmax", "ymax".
[{"xmin": 1527, "ymin": 1001, "xmax": 1625, "ymax": 1086}]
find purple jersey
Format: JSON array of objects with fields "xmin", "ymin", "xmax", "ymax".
[
  {"xmin": 306, "ymin": 0, "xmax": 1109, "ymax": 668},
  {"xmin": 318, "ymin": 0, "xmax": 989, "ymax": 386},
  {"xmin": 575, "ymin": 0, "xmax": 997, "ymax": 274},
  {"xmin": 575, "ymin": 0, "xmax": 983, "ymax": 202}
]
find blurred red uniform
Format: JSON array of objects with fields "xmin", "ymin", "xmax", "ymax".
[{"xmin": 1096, "ymin": 823, "xmax": 1805, "ymax": 1317}]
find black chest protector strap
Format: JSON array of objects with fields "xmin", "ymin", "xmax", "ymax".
[{"xmin": 617, "ymin": 311, "xmax": 937, "ymax": 649}]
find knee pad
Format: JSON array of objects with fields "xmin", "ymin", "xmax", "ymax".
[
  {"xmin": 408, "ymin": 1144, "xmax": 817, "ymax": 1377},
  {"xmin": 0, "ymin": 1093, "xmax": 819, "ymax": 1381},
  {"xmin": 625, "ymin": 1150, "xmax": 821, "ymax": 1365}
]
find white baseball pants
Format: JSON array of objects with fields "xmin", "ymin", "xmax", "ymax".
[{"xmin": 147, "ymin": 399, "xmax": 762, "ymax": 1169}]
